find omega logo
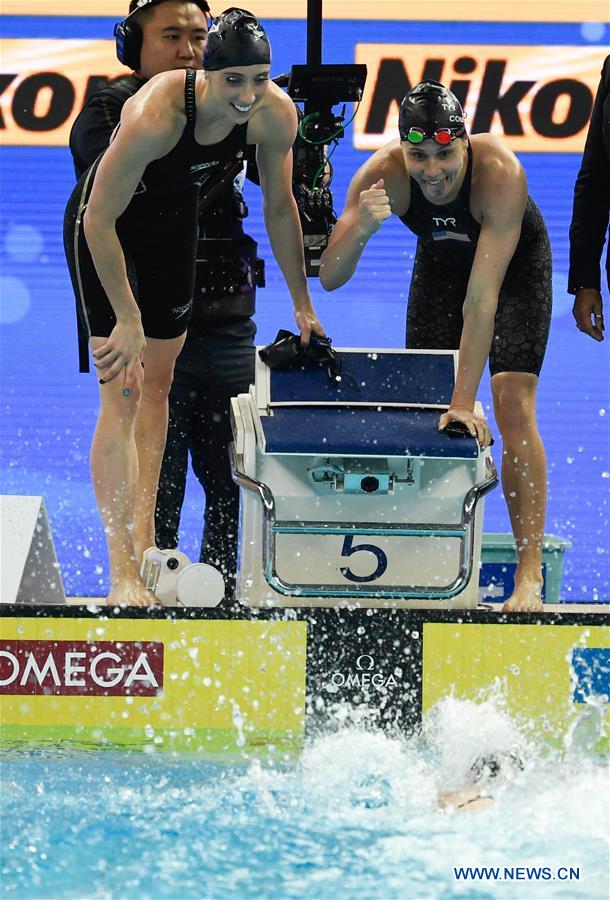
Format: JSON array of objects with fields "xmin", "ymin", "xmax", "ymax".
[
  {"xmin": 0, "ymin": 640, "xmax": 164, "ymax": 697},
  {"xmin": 355, "ymin": 654, "xmax": 375, "ymax": 671},
  {"xmin": 328, "ymin": 652, "xmax": 400, "ymax": 691}
]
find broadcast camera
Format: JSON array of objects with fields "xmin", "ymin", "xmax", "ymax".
[
  {"xmin": 286, "ymin": 63, "xmax": 367, "ymax": 276},
  {"xmin": 194, "ymin": 20, "xmax": 367, "ymax": 286}
]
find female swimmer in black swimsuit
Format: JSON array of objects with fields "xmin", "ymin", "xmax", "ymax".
[{"xmin": 321, "ymin": 81, "xmax": 552, "ymax": 613}]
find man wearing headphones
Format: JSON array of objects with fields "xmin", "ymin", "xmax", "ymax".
[
  {"xmin": 64, "ymin": 5, "xmax": 323, "ymax": 606},
  {"xmin": 71, "ymin": 1, "xmax": 211, "ymax": 174}
]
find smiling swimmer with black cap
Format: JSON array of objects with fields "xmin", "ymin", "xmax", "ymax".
[
  {"xmin": 202, "ymin": 7, "xmax": 271, "ymax": 120},
  {"xmin": 320, "ymin": 78, "xmax": 553, "ymax": 614},
  {"xmin": 64, "ymin": 4, "xmax": 323, "ymax": 608},
  {"xmin": 396, "ymin": 80, "xmax": 469, "ymax": 204}
]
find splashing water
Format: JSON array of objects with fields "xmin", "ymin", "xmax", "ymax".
[{"xmin": 1, "ymin": 698, "xmax": 608, "ymax": 899}]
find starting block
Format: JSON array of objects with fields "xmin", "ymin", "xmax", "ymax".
[{"xmin": 230, "ymin": 348, "xmax": 498, "ymax": 609}]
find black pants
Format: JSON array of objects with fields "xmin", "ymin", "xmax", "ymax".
[{"xmin": 155, "ymin": 319, "xmax": 256, "ymax": 597}]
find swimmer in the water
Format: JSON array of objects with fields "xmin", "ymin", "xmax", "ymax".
[
  {"xmin": 320, "ymin": 80, "xmax": 553, "ymax": 613},
  {"xmin": 438, "ymin": 750, "xmax": 525, "ymax": 813}
]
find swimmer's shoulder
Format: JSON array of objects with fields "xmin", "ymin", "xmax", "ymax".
[
  {"xmin": 470, "ymin": 133, "xmax": 525, "ymax": 203},
  {"xmin": 121, "ymin": 70, "xmax": 188, "ymax": 133},
  {"xmin": 247, "ymin": 81, "xmax": 297, "ymax": 148}
]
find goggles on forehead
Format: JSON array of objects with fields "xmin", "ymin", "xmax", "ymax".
[{"xmin": 404, "ymin": 126, "xmax": 458, "ymax": 145}]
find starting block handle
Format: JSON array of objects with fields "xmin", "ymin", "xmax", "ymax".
[{"xmin": 229, "ymin": 444, "xmax": 498, "ymax": 601}]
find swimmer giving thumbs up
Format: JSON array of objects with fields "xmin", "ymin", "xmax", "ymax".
[{"xmin": 358, "ymin": 178, "xmax": 392, "ymax": 235}]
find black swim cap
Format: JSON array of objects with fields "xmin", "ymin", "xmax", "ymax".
[
  {"xmin": 469, "ymin": 751, "xmax": 525, "ymax": 785},
  {"xmin": 203, "ymin": 7, "xmax": 271, "ymax": 71},
  {"xmin": 398, "ymin": 80, "xmax": 466, "ymax": 144}
]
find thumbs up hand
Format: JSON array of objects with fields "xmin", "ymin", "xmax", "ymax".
[{"xmin": 358, "ymin": 178, "xmax": 392, "ymax": 234}]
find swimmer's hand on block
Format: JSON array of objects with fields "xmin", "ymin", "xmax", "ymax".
[
  {"xmin": 442, "ymin": 420, "xmax": 473, "ymax": 437},
  {"xmin": 141, "ymin": 548, "xmax": 224, "ymax": 607},
  {"xmin": 440, "ymin": 411, "xmax": 494, "ymax": 447}
]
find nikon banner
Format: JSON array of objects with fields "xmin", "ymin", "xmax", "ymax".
[
  {"xmin": 0, "ymin": 40, "xmax": 125, "ymax": 147},
  {"xmin": 0, "ymin": 37, "xmax": 607, "ymax": 151},
  {"xmin": 355, "ymin": 44, "xmax": 607, "ymax": 153}
]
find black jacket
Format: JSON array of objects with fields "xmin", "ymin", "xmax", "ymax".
[
  {"xmin": 70, "ymin": 75, "xmax": 143, "ymax": 178},
  {"xmin": 568, "ymin": 55, "xmax": 610, "ymax": 294}
]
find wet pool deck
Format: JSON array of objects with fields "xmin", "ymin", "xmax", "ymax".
[{"xmin": 65, "ymin": 598, "xmax": 610, "ymax": 614}]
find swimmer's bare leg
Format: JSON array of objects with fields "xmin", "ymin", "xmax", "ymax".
[
  {"xmin": 90, "ymin": 336, "xmax": 157, "ymax": 607},
  {"xmin": 132, "ymin": 334, "xmax": 185, "ymax": 562},
  {"xmin": 492, "ymin": 372, "xmax": 546, "ymax": 613}
]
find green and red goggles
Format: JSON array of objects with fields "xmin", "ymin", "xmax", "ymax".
[{"xmin": 403, "ymin": 126, "xmax": 461, "ymax": 145}]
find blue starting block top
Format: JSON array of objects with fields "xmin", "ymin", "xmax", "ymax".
[
  {"xmin": 268, "ymin": 351, "xmax": 455, "ymax": 407},
  {"xmin": 262, "ymin": 407, "xmax": 478, "ymax": 458}
]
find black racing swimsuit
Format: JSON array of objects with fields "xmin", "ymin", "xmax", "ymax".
[
  {"xmin": 399, "ymin": 145, "xmax": 552, "ymax": 376},
  {"xmin": 64, "ymin": 69, "xmax": 249, "ymax": 367}
]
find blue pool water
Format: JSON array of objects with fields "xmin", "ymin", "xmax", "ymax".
[{"xmin": 1, "ymin": 699, "xmax": 608, "ymax": 899}]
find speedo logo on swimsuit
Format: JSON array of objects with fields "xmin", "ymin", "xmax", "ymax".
[
  {"xmin": 189, "ymin": 160, "xmax": 220, "ymax": 173},
  {"xmin": 172, "ymin": 303, "xmax": 191, "ymax": 318}
]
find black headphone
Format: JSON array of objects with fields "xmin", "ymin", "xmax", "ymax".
[{"xmin": 115, "ymin": 0, "xmax": 211, "ymax": 71}]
